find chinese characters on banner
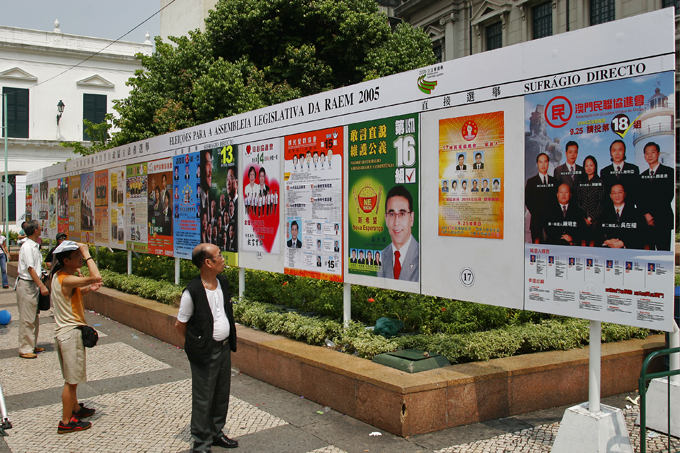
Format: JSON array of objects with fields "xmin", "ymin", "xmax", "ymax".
[
  {"xmin": 348, "ymin": 114, "xmax": 420, "ymax": 282},
  {"xmin": 109, "ymin": 167, "xmax": 126, "ymax": 249},
  {"xmin": 173, "ymin": 153, "xmax": 201, "ymax": 259},
  {"xmin": 284, "ymin": 128, "xmax": 343, "ymax": 281},
  {"xmin": 199, "ymin": 145, "xmax": 238, "ymax": 266},
  {"xmin": 126, "ymin": 163, "xmax": 148, "ymax": 252},
  {"xmin": 80, "ymin": 173, "xmax": 95, "ymax": 245},
  {"xmin": 68, "ymin": 176, "xmax": 81, "ymax": 242},
  {"xmin": 242, "ymin": 140, "xmax": 280, "ymax": 255},
  {"xmin": 147, "ymin": 158, "xmax": 174, "ymax": 256},
  {"xmin": 524, "ymin": 72, "xmax": 676, "ymax": 330},
  {"xmin": 57, "ymin": 179, "xmax": 68, "ymax": 236},
  {"xmin": 438, "ymin": 112, "xmax": 504, "ymax": 239},
  {"xmin": 94, "ymin": 171, "xmax": 109, "ymax": 246}
]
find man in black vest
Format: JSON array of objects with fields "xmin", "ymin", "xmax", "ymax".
[{"xmin": 175, "ymin": 243, "xmax": 238, "ymax": 452}]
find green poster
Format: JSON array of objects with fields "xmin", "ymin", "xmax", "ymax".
[{"xmin": 348, "ymin": 114, "xmax": 419, "ymax": 282}]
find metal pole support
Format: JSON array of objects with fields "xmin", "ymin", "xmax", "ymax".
[{"xmin": 589, "ymin": 320, "xmax": 601, "ymax": 413}]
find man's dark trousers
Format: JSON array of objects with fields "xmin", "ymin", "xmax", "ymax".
[{"xmin": 190, "ymin": 340, "xmax": 232, "ymax": 452}]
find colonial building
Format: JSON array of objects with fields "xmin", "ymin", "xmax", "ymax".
[{"xmin": 0, "ymin": 21, "xmax": 152, "ymax": 223}]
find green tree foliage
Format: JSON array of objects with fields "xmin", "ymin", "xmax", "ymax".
[{"xmin": 81, "ymin": 0, "xmax": 435, "ymax": 150}]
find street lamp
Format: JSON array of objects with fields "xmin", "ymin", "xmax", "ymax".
[{"xmin": 56, "ymin": 100, "xmax": 65, "ymax": 125}]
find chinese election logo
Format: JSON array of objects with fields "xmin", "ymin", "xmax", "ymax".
[
  {"xmin": 353, "ymin": 182, "xmax": 382, "ymax": 214},
  {"xmin": 545, "ymin": 96, "xmax": 573, "ymax": 128}
]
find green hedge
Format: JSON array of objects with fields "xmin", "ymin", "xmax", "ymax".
[{"xmin": 234, "ymin": 299, "xmax": 652, "ymax": 361}]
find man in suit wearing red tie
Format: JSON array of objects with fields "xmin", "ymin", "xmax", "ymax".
[
  {"xmin": 377, "ymin": 186, "xmax": 419, "ymax": 282},
  {"xmin": 600, "ymin": 140, "xmax": 640, "ymax": 207},
  {"xmin": 553, "ymin": 141, "xmax": 583, "ymax": 190}
]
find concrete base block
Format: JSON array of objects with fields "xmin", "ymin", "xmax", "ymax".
[
  {"xmin": 551, "ymin": 402, "xmax": 632, "ymax": 453},
  {"xmin": 644, "ymin": 377, "xmax": 680, "ymax": 437}
]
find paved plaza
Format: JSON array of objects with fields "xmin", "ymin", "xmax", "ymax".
[{"xmin": 0, "ymin": 281, "xmax": 678, "ymax": 452}]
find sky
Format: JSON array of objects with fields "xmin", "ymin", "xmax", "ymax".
[{"xmin": 0, "ymin": 0, "xmax": 161, "ymax": 44}]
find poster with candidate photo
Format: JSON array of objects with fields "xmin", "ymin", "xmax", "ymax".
[
  {"xmin": 347, "ymin": 114, "xmax": 419, "ymax": 284},
  {"xmin": 126, "ymin": 163, "xmax": 148, "ymax": 253},
  {"xmin": 109, "ymin": 167, "xmax": 126, "ymax": 249},
  {"xmin": 523, "ymin": 72, "xmax": 676, "ymax": 331},
  {"xmin": 199, "ymin": 145, "xmax": 238, "ymax": 266},
  {"xmin": 147, "ymin": 158, "xmax": 174, "ymax": 257},
  {"xmin": 57, "ymin": 178, "xmax": 68, "ymax": 236},
  {"xmin": 242, "ymin": 140, "xmax": 281, "ymax": 255},
  {"xmin": 439, "ymin": 111, "xmax": 504, "ymax": 239},
  {"xmin": 68, "ymin": 176, "xmax": 81, "ymax": 242},
  {"xmin": 80, "ymin": 173, "xmax": 95, "ymax": 245},
  {"xmin": 48, "ymin": 180, "xmax": 57, "ymax": 240},
  {"xmin": 94, "ymin": 170, "xmax": 109, "ymax": 246},
  {"xmin": 173, "ymin": 153, "xmax": 201, "ymax": 260},
  {"xmin": 284, "ymin": 127, "xmax": 343, "ymax": 282}
]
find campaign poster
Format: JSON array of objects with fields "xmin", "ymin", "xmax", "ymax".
[
  {"xmin": 439, "ymin": 112, "xmax": 504, "ymax": 239},
  {"xmin": 284, "ymin": 127, "xmax": 343, "ymax": 281},
  {"xmin": 347, "ymin": 114, "xmax": 419, "ymax": 282},
  {"xmin": 94, "ymin": 170, "xmax": 109, "ymax": 246},
  {"xmin": 242, "ymin": 140, "xmax": 280, "ymax": 255},
  {"xmin": 147, "ymin": 158, "xmax": 174, "ymax": 257},
  {"xmin": 173, "ymin": 152, "xmax": 201, "ymax": 260},
  {"xmin": 48, "ymin": 180, "xmax": 57, "ymax": 240},
  {"xmin": 199, "ymin": 145, "xmax": 238, "ymax": 266},
  {"xmin": 524, "ymin": 72, "xmax": 676, "ymax": 330},
  {"xmin": 25, "ymin": 184, "xmax": 32, "ymax": 222},
  {"xmin": 126, "ymin": 163, "xmax": 148, "ymax": 252},
  {"xmin": 37, "ymin": 182, "xmax": 48, "ymax": 241},
  {"xmin": 109, "ymin": 167, "xmax": 126, "ymax": 249},
  {"xmin": 57, "ymin": 178, "xmax": 68, "ymax": 236},
  {"xmin": 68, "ymin": 176, "xmax": 81, "ymax": 242},
  {"xmin": 80, "ymin": 173, "xmax": 95, "ymax": 245}
]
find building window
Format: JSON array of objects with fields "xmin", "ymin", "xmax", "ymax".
[
  {"xmin": 1, "ymin": 87, "xmax": 29, "ymax": 139},
  {"xmin": 590, "ymin": 0, "xmax": 615, "ymax": 25},
  {"xmin": 433, "ymin": 43, "xmax": 443, "ymax": 63},
  {"xmin": 486, "ymin": 22, "xmax": 502, "ymax": 51},
  {"xmin": 533, "ymin": 2, "xmax": 553, "ymax": 39},
  {"xmin": 83, "ymin": 93, "xmax": 107, "ymax": 141},
  {"xmin": 662, "ymin": 0, "xmax": 678, "ymax": 9}
]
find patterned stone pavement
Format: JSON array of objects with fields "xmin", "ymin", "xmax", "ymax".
[{"xmin": 0, "ymin": 284, "xmax": 677, "ymax": 453}]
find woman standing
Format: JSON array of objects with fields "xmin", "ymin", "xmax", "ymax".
[{"xmin": 577, "ymin": 155, "xmax": 604, "ymax": 247}]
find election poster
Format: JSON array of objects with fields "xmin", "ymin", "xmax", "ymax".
[
  {"xmin": 109, "ymin": 167, "xmax": 126, "ymax": 249},
  {"xmin": 94, "ymin": 170, "xmax": 109, "ymax": 246},
  {"xmin": 48, "ymin": 180, "xmax": 57, "ymax": 240},
  {"xmin": 126, "ymin": 163, "xmax": 148, "ymax": 252},
  {"xmin": 173, "ymin": 152, "xmax": 201, "ymax": 260},
  {"xmin": 284, "ymin": 127, "xmax": 343, "ymax": 281},
  {"xmin": 81, "ymin": 173, "xmax": 95, "ymax": 245},
  {"xmin": 68, "ymin": 176, "xmax": 81, "ymax": 242},
  {"xmin": 57, "ymin": 178, "xmax": 68, "ymax": 236},
  {"xmin": 198, "ymin": 145, "xmax": 238, "ymax": 266},
  {"xmin": 25, "ymin": 184, "xmax": 32, "ymax": 222},
  {"xmin": 36, "ymin": 182, "xmax": 48, "ymax": 241},
  {"xmin": 347, "ymin": 114, "xmax": 419, "ymax": 283},
  {"xmin": 242, "ymin": 140, "xmax": 281, "ymax": 255},
  {"xmin": 523, "ymin": 71, "xmax": 676, "ymax": 330},
  {"xmin": 439, "ymin": 111, "xmax": 504, "ymax": 239},
  {"xmin": 147, "ymin": 158, "xmax": 174, "ymax": 257}
]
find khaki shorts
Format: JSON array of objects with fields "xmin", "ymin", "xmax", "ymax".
[{"xmin": 55, "ymin": 329, "xmax": 87, "ymax": 384}]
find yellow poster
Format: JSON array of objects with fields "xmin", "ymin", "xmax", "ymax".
[{"xmin": 438, "ymin": 111, "xmax": 504, "ymax": 239}]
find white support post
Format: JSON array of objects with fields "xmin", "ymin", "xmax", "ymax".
[
  {"xmin": 670, "ymin": 320, "xmax": 679, "ymax": 384},
  {"xmin": 551, "ymin": 320, "xmax": 632, "ymax": 453},
  {"xmin": 174, "ymin": 257, "xmax": 180, "ymax": 285},
  {"xmin": 343, "ymin": 282, "xmax": 351, "ymax": 327},
  {"xmin": 589, "ymin": 320, "xmax": 601, "ymax": 413},
  {"xmin": 238, "ymin": 267, "xmax": 245, "ymax": 300},
  {"xmin": 644, "ymin": 319, "xmax": 680, "ymax": 437},
  {"xmin": 127, "ymin": 250, "xmax": 132, "ymax": 275}
]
